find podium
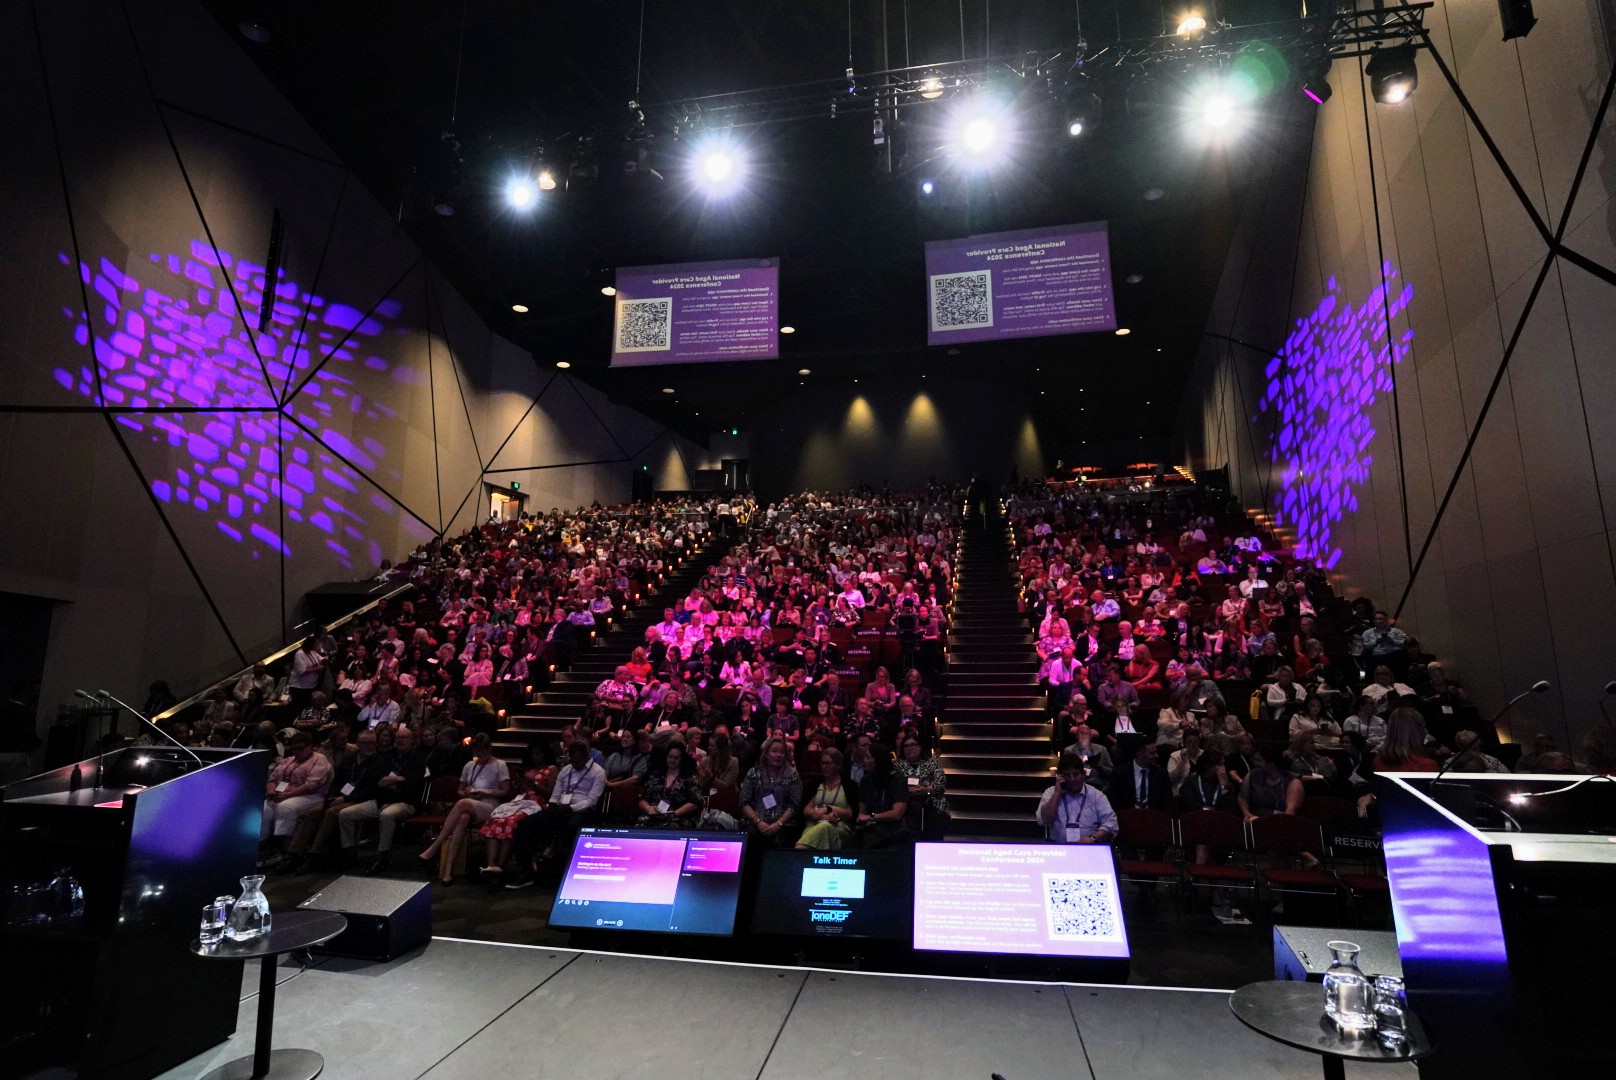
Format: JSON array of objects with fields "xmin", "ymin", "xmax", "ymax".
[
  {"xmin": 1374, "ymin": 772, "xmax": 1616, "ymax": 1080},
  {"xmin": 1, "ymin": 746, "xmax": 269, "ymax": 1080}
]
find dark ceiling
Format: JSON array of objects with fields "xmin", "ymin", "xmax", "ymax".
[{"xmin": 201, "ymin": 1, "xmax": 1312, "ymax": 455}]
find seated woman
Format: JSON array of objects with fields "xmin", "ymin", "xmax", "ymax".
[
  {"xmin": 624, "ymin": 646, "xmax": 654, "ymax": 685},
  {"xmin": 863, "ymin": 666, "xmax": 898, "ymax": 716},
  {"xmin": 739, "ymin": 736, "xmax": 802, "ymax": 844},
  {"xmin": 1153, "ymin": 689, "xmax": 1195, "ymax": 747},
  {"xmin": 796, "ymin": 748, "xmax": 858, "ymax": 850},
  {"xmin": 766, "ymin": 696, "xmax": 801, "ymax": 744},
  {"xmin": 851, "ymin": 741, "xmax": 910, "ymax": 848},
  {"xmin": 1179, "ymin": 750, "xmax": 1240, "ymax": 816},
  {"xmin": 1288, "ymin": 694, "xmax": 1342, "ymax": 746},
  {"xmin": 696, "ymin": 731, "xmax": 740, "ymax": 793},
  {"xmin": 417, "ymin": 732, "xmax": 511, "ymax": 885},
  {"xmin": 478, "ymin": 767, "xmax": 548, "ymax": 879},
  {"xmin": 637, "ymin": 742, "xmax": 703, "ymax": 825},
  {"xmin": 1286, "ymin": 731, "xmax": 1338, "ymax": 783},
  {"xmin": 1125, "ymin": 643, "xmax": 1162, "ymax": 690},
  {"xmin": 802, "ymin": 699, "xmax": 841, "ymax": 753},
  {"xmin": 894, "ymin": 734, "xmax": 950, "ymax": 840},
  {"xmin": 1237, "ymin": 751, "xmax": 1304, "ymax": 820}
]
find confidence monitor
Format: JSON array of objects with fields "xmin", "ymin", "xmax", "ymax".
[
  {"xmin": 548, "ymin": 827, "xmax": 748, "ymax": 936},
  {"xmin": 751, "ymin": 847, "xmax": 912, "ymax": 940},
  {"xmin": 912, "ymin": 841, "xmax": 1129, "ymax": 959}
]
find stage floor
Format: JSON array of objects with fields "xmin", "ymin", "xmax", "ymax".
[{"xmin": 151, "ymin": 937, "xmax": 1415, "ymax": 1080}]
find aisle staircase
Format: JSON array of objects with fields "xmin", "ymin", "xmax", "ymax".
[
  {"xmin": 495, "ymin": 537, "xmax": 731, "ymax": 762},
  {"xmin": 939, "ymin": 502, "xmax": 1055, "ymax": 838}
]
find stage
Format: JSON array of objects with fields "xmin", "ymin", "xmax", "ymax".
[{"xmin": 148, "ymin": 937, "xmax": 1415, "ymax": 1080}]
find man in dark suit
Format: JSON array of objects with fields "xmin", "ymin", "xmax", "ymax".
[{"xmin": 1108, "ymin": 742, "xmax": 1170, "ymax": 812}]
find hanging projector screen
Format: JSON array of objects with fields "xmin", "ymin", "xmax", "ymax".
[
  {"xmin": 609, "ymin": 257, "xmax": 780, "ymax": 366},
  {"xmin": 924, "ymin": 222, "xmax": 1116, "ymax": 345}
]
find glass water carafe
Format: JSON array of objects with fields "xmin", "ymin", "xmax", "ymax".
[
  {"xmin": 224, "ymin": 874, "xmax": 272, "ymax": 942},
  {"xmin": 1322, "ymin": 940, "xmax": 1376, "ymax": 1035}
]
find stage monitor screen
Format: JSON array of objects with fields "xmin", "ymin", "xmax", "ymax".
[
  {"xmin": 924, "ymin": 222, "xmax": 1115, "ymax": 345},
  {"xmin": 609, "ymin": 258, "xmax": 780, "ymax": 366},
  {"xmin": 750, "ymin": 848, "xmax": 912, "ymax": 940},
  {"xmin": 912, "ymin": 842, "xmax": 1129, "ymax": 958},
  {"xmin": 549, "ymin": 827, "xmax": 748, "ymax": 936}
]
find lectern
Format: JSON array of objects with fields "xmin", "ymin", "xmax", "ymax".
[
  {"xmin": 1374, "ymin": 772, "xmax": 1616, "ymax": 1080},
  {"xmin": 0, "ymin": 746, "xmax": 269, "ymax": 1079}
]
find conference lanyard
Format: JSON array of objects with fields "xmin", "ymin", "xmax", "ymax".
[{"xmin": 1059, "ymin": 790, "xmax": 1090, "ymax": 832}]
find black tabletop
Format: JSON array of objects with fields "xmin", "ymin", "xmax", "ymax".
[
  {"xmin": 1230, "ymin": 981, "xmax": 1431, "ymax": 1063},
  {"xmin": 190, "ymin": 909, "xmax": 347, "ymax": 960}
]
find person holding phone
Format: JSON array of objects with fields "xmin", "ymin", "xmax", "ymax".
[{"xmin": 1036, "ymin": 747, "xmax": 1118, "ymax": 844}]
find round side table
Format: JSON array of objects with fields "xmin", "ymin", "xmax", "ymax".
[
  {"xmin": 190, "ymin": 908, "xmax": 348, "ymax": 1080},
  {"xmin": 1229, "ymin": 980, "xmax": 1432, "ymax": 1080}
]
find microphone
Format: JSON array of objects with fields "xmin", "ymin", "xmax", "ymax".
[
  {"xmin": 1436, "ymin": 680, "xmax": 1550, "ymax": 786},
  {"xmin": 96, "ymin": 689, "xmax": 205, "ymax": 772},
  {"xmin": 1489, "ymin": 680, "xmax": 1551, "ymax": 753},
  {"xmin": 73, "ymin": 689, "xmax": 106, "ymax": 703}
]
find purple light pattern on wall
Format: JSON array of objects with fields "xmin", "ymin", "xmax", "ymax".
[
  {"xmin": 1258, "ymin": 264, "xmax": 1413, "ymax": 568},
  {"xmin": 55, "ymin": 242, "xmax": 430, "ymax": 568}
]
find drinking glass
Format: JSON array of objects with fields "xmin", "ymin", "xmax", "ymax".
[
  {"xmin": 1373, "ymin": 974, "xmax": 1409, "ymax": 1049},
  {"xmin": 199, "ymin": 896, "xmax": 232, "ymax": 947}
]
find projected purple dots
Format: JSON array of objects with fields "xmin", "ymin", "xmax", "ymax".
[
  {"xmin": 55, "ymin": 243, "xmax": 420, "ymax": 568},
  {"xmin": 1258, "ymin": 265, "xmax": 1413, "ymax": 569}
]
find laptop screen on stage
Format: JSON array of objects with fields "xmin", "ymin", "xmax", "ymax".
[
  {"xmin": 912, "ymin": 842, "xmax": 1129, "ymax": 958},
  {"xmin": 549, "ymin": 827, "xmax": 747, "ymax": 936}
]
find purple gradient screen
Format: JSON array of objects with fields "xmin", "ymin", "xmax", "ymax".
[
  {"xmin": 913, "ymin": 842, "xmax": 1129, "ymax": 957},
  {"xmin": 54, "ymin": 242, "xmax": 431, "ymax": 568},
  {"xmin": 924, "ymin": 222, "xmax": 1116, "ymax": 345},
  {"xmin": 561, "ymin": 836, "xmax": 688, "ymax": 904},
  {"xmin": 683, "ymin": 838, "xmax": 743, "ymax": 873},
  {"xmin": 549, "ymin": 827, "xmax": 748, "ymax": 935},
  {"xmin": 609, "ymin": 258, "xmax": 779, "ymax": 366},
  {"xmin": 1258, "ymin": 264, "xmax": 1414, "ymax": 569}
]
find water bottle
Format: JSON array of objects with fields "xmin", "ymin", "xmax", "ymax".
[
  {"xmin": 225, "ymin": 874, "xmax": 272, "ymax": 942},
  {"xmin": 1322, "ymin": 940, "xmax": 1376, "ymax": 1035},
  {"xmin": 46, "ymin": 868, "xmax": 85, "ymax": 924}
]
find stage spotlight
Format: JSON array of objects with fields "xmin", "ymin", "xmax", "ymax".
[
  {"xmin": 1200, "ymin": 94, "xmax": 1236, "ymax": 129},
  {"xmin": 511, "ymin": 304, "xmax": 529, "ymax": 313},
  {"xmin": 918, "ymin": 71, "xmax": 945, "ymax": 99},
  {"xmin": 537, "ymin": 169, "xmax": 557, "ymax": 191},
  {"xmin": 780, "ymin": 325, "xmax": 796, "ymax": 334},
  {"xmin": 1176, "ymin": 13, "xmax": 1208, "ymax": 38},
  {"xmin": 505, "ymin": 175, "xmax": 537, "ymax": 210},
  {"xmin": 1301, "ymin": 76, "xmax": 1332, "ymax": 105},
  {"xmin": 601, "ymin": 285, "xmax": 617, "ymax": 296},
  {"xmin": 961, "ymin": 117, "xmax": 997, "ymax": 156},
  {"xmin": 1366, "ymin": 44, "xmax": 1418, "ymax": 104},
  {"xmin": 919, "ymin": 178, "xmax": 935, "ymax": 196},
  {"xmin": 556, "ymin": 361, "xmax": 571, "ymax": 368},
  {"xmin": 693, "ymin": 136, "xmax": 745, "ymax": 192}
]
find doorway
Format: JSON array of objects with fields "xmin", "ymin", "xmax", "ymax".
[{"xmin": 486, "ymin": 484, "xmax": 527, "ymax": 523}]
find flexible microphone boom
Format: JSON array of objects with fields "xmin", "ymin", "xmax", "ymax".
[
  {"xmin": 94, "ymin": 689, "xmax": 205, "ymax": 772},
  {"xmin": 1435, "ymin": 680, "xmax": 1550, "ymax": 786}
]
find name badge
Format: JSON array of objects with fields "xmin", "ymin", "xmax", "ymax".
[
  {"xmin": 274, "ymin": 781, "xmax": 289, "ymax": 793},
  {"xmin": 656, "ymin": 800, "xmax": 670, "ymax": 814},
  {"xmin": 762, "ymin": 794, "xmax": 778, "ymax": 811},
  {"xmin": 906, "ymin": 777, "xmax": 921, "ymax": 788},
  {"xmin": 1065, "ymin": 825, "xmax": 1083, "ymax": 843},
  {"xmin": 422, "ymin": 767, "xmax": 431, "ymax": 779},
  {"xmin": 1441, "ymin": 705, "xmax": 1453, "ymax": 714},
  {"xmin": 341, "ymin": 783, "xmax": 355, "ymax": 796}
]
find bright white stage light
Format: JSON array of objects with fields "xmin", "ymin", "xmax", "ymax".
[
  {"xmin": 961, "ymin": 117, "xmax": 997, "ymax": 156},
  {"xmin": 918, "ymin": 72, "xmax": 945, "ymax": 99},
  {"xmin": 920, "ymin": 179, "xmax": 935, "ymax": 196},
  {"xmin": 1067, "ymin": 119, "xmax": 1084, "ymax": 137},
  {"xmin": 1176, "ymin": 14, "xmax": 1208, "ymax": 38},
  {"xmin": 505, "ymin": 176, "xmax": 537, "ymax": 210},
  {"xmin": 1201, "ymin": 94, "xmax": 1236, "ymax": 129}
]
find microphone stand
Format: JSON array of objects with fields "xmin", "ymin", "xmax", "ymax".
[
  {"xmin": 1435, "ymin": 685, "xmax": 1542, "ymax": 787},
  {"xmin": 97, "ymin": 691, "xmax": 206, "ymax": 773}
]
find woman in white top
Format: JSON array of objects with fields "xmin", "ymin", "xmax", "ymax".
[{"xmin": 418, "ymin": 733, "xmax": 511, "ymax": 885}]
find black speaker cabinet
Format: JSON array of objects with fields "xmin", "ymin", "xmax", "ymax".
[{"xmin": 297, "ymin": 876, "xmax": 431, "ymax": 961}]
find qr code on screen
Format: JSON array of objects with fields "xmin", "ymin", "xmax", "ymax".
[
  {"xmin": 615, "ymin": 297, "xmax": 674, "ymax": 352},
  {"xmin": 1043, "ymin": 874, "xmax": 1120, "ymax": 940},
  {"xmin": 930, "ymin": 270, "xmax": 993, "ymax": 332}
]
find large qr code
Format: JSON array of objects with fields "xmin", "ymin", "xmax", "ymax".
[
  {"xmin": 1043, "ymin": 874, "xmax": 1121, "ymax": 940},
  {"xmin": 615, "ymin": 297, "xmax": 674, "ymax": 352},
  {"xmin": 930, "ymin": 270, "xmax": 993, "ymax": 332}
]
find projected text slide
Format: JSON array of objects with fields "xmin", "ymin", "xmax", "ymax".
[{"xmin": 925, "ymin": 222, "xmax": 1115, "ymax": 345}]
